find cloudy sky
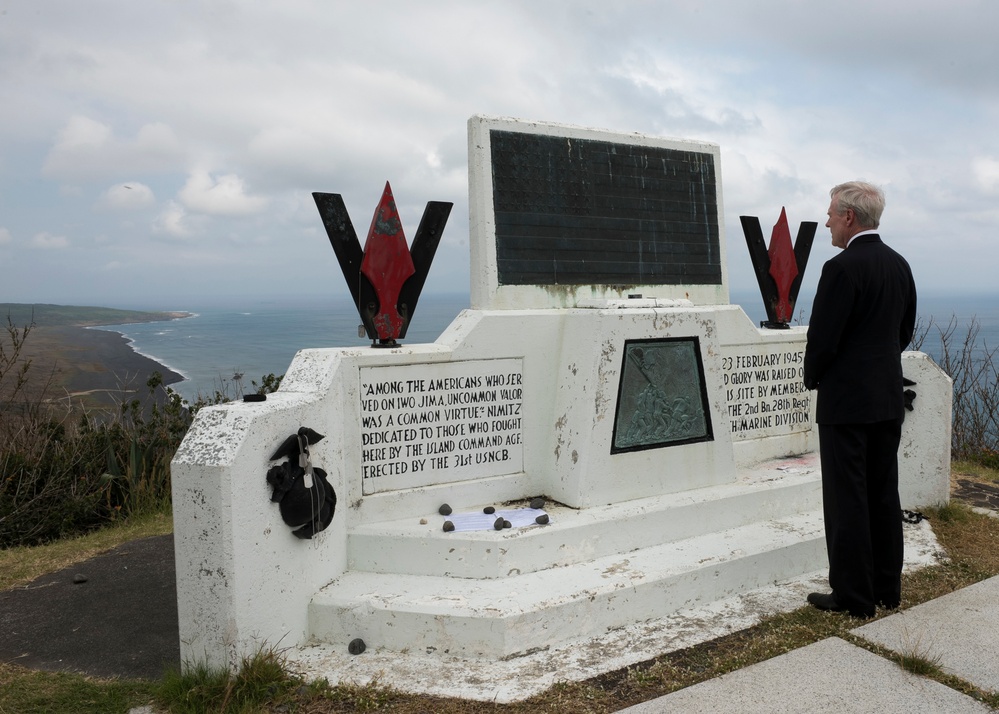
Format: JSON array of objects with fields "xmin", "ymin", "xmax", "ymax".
[{"xmin": 2, "ymin": 0, "xmax": 997, "ymax": 311}]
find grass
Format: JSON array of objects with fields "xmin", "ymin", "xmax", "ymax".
[
  {"xmin": 953, "ymin": 458, "xmax": 999, "ymax": 484},
  {"xmin": 0, "ymin": 663, "xmax": 160, "ymax": 714},
  {"xmin": 894, "ymin": 643, "xmax": 944, "ymax": 677},
  {"xmin": 157, "ymin": 647, "xmax": 305, "ymax": 714},
  {"xmin": 0, "ymin": 511, "xmax": 173, "ymax": 591},
  {"xmin": 1, "ymin": 472, "xmax": 999, "ymax": 713}
]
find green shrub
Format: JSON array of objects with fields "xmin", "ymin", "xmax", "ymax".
[
  {"xmin": 913, "ymin": 314, "xmax": 999, "ymax": 465},
  {"xmin": 0, "ymin": 397, "xmax": 178, "ymax": 547},
  {"xmin": 0, "ymin": 314, "xmax": 282, "ymax": 548}
]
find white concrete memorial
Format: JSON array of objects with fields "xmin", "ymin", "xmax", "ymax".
[{"xmin": 171, "ymin": 116, "xmax": 952, "ymax": 699}]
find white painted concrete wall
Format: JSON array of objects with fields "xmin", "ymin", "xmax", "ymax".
[
  {"xmin": 899, "ymin": 351, "xmax": 953, "ymax": 509},
  {"xmin": 172, "ymin": 304, "xmax": 952, "ymax": 670}
]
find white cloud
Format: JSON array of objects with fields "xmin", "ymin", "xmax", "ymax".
[
  {"xmin": 0, "ymin": 228, "xmax": 11, "ymax": 245},
  {"xmin": 98, "ymin": 182, "xmax": 156, "ymax": 210},
  {"xmin": 152, "ymin": 201, "xmax": 193, "ymax": 238},
  {"xmin": 55, "ymin": 115, "xmax": 111, "ymax": 148},
  {"xmin": 972, "ymin": 157, "xmax": 999, "ymax": 194},
  {"xmin": 178, "ymin": 170, "xmax": 269, "ymax": 217},
  {"xmin": 31, "ymin": 232, "xmax": 70, "ymax": 249},
  {"xmin": 4, "ymin": 1, "xmax": 999, "ymax": 303},
  {"xmin": 42, "ymin": 116, "xmax": 185, "ymax": 180}
]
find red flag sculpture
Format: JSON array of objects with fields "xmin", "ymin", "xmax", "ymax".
[
  {"xmin": 767, "ymin": 207, "xmax": 799, "ymax": 324},
  {"xmin": 313, "ymin": 183, "xmax": 452, "ymax": 346},
  {"xmin": 360, "ymin": 183, "xmax": 416, "ymax": 340},
  {"xmin": 740, "ymin": 209, "xmax": 816, "ymax": 329}
]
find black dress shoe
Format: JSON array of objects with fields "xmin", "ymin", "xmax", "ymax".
[
  {"xmin": 807, "ymin": 592, "xmax": 847, "ymax": 612},
  {"xmin": 808, "ymin": 592, "xmax": 875, "ymax": 618}
]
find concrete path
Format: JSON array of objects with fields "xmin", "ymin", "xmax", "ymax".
[
  {"xmin": 620, "ymin": 575, "xmax": 999, "ymax": 713},
  {"xmin": 0, "ymin": 534, "xmax": 179, "ymax": 680}
]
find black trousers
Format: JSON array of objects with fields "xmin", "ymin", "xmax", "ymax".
[{"xmin": 818, "ymin": 419, "xmax": 904, "ymax": 616}]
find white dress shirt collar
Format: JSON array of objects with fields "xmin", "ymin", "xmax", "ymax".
[{"xmin": 846, "ymin": 229, "xmax": 879, "ymax": 248}]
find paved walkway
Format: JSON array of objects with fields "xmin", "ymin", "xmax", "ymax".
[
  {"xmin": 618, "ymin": 483, "xmax": 999, "ymax": 712},
  {"xmin": 621, "ymin": 572, "xmax": 999, "ymax": 713},
  {"xmin": 0, "ymin": 534, "xmax": 179, "ymax": 680}
]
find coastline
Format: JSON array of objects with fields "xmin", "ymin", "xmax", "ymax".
[
  {"xmin": 78, "ymin": 326, "xmax": 187, "ymax": 388},
  {"xmin": 17, "ymin": 324, "xmax": 187, "ymax": 410},
  {"xmin": 86, "ymin": 324, "xmax": 192, "ymax": 384}
]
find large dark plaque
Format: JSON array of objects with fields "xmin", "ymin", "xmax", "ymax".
[
  {"xmin": 490, "ymin": 130, "xmax": 721, "ymax": 287},
  {"xmin": 611, "ymin": 337, "xmax": 714, "ymax": 454}
]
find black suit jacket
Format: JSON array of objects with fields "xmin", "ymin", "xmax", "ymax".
[{"xmin": 803, "ymin": 234, "xmax": 917, "ymax": 424}]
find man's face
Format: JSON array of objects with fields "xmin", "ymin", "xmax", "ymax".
[{"xmin": 825, "ymin": 197, "xmax": 852, "ymax": 250}]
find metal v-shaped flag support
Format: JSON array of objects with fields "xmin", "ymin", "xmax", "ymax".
[
  {"xmin": 313, "ymin": 182, "xmax": 452, "ymax": 346},
  {"xmin": 740, "ymin": 209, "xmax": 817, "ymax": 329}
]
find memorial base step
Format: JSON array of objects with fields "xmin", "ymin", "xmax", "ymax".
[
  {"xmin": 309, "ymin": 509, "xmax": 826, "ymax": 659},
  {"xmin": 346, "ymin": 453, "xmax": 822, "ymax": 579}
]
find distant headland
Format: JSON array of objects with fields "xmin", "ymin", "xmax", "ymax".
[
  {"xmin": 1, "ymin": 303, "xmax": 193, "ymax": 328},
  {"xmin": 1, "ymin": 303, "xmax": 190, "ymax": 410}
]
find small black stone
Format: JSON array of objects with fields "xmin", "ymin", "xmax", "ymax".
[
  {"xmin": 503, "ymin": 520, "xmax": 512, "ymax": 529},
  {"xmin": 438, "ymin": 503, "xmax": 452, "ymax": 516},
  {"xmin": 443, "ymin": 521, "xmax": 455, "ymax": 532},
  {"xmin": 483, "ymin": 506, "xmax": 495, "ymax": 514},
  {"xmin": 72, "ymin": 574, "xmax": 88, "ymax": 584},
  {"xmin": 494, "ymin": 517, "xmax": 505, "ymax": 530},
  {"xmin": 348, "ymin": 638, "xmax": 366, "ymax": 655},
  {"xmin": 529, "ymin": 497, "xmax": 546, "ymax": 510},
  {"xmin": 535, "ymin": 514, "xmax": 550, "ymax": 525}
]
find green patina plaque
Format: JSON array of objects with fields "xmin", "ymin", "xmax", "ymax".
[{"xmin": 611, "ymin": 337, "xmax": 713, "ymax": 453}]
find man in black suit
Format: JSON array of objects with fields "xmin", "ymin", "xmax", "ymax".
[{"xmin": 803, "ymin": 181, "xmax": 917, "ymax": 618}]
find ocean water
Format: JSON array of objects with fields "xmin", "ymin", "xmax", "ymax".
[
  {"xmin": 96, "ymin": 290, "xmax": 998, "ymax": 404},
  {"xmin": 94, "ymin": 293, "xmax": 471, "ymax": 403},
  {"xmin": 733, "ymin": 290, "xmax": 999, "ymax": 362}
]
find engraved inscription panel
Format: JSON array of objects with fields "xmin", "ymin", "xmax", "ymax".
[
  {"xmin": 611, "ymin": 338, "xmax": 713, "ymax": 453},
  {"xmin": 359, "ymin": 359, "xmax": 524, "ymax": 494},
  {"xmin": 490, "ymin": 129, "xmax": 721, "ymax": 287},
  {"xmin": 722, "ymin": 345, "xmax": 811, "ymax": 440}
]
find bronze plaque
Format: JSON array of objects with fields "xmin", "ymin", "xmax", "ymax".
[{"xmin": 611, "ymin": 337, "xmax": 713, "ymax": 453}]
